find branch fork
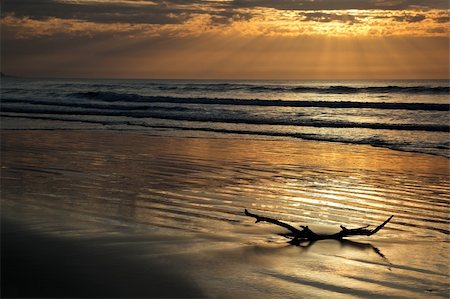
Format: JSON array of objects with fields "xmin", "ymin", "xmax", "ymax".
[{"xmin": 244, "ymin": 209, "xmax": 393, "ymax": 242}]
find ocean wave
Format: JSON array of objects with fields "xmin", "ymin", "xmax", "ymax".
[
  {"xmin": 71, "ymin": 92, "xmax": 449, "ymax": 111},
  {"xmin": 1, "ymin": 98, "xmax": 190, "ymax": 112},
  {"xmin": 157, "ymin": 83, "xmax": 241, "ymax": 91},
  {"xmin": 90, "ymin": 82, "xmax": 450, "ymax": 94},
  {"xmin": 2, "ymin": 105, "xmax": 448, "ymax": 132},
  {"xmin": 297, "ymin": 85, "xmax": 449, "ymax": 94},
  {"xmin": 147, "ymin": 83, "xmax": 450, "ymax": 94}
]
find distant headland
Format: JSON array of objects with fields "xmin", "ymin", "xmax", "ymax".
[{"xmin": 1, "ymin": 72, "xmax": 18, "ymax": 78}]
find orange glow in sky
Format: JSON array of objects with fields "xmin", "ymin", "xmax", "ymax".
[{"xmin": 1, "ymin": 0, "xmax": 449, "ymax": 79}]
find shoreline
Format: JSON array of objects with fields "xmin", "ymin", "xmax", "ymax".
[
  {"xmin": 1, "ymin": 128, "xmax": 450, "ymax": 162},
  {"xmin": 1, "ymin": 126, "xmax": 449, "ymax": 160}
]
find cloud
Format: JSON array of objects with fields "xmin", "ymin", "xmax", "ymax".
[
  {"xmin": 300, "ymin": 12, "xmax": 359, "ymax": 24},
  {"xmin": 434, "ymin": 16, "xmax": 449, "ymax": 23},
  {"xmin": 1, "ymin": 0, "xmax": 449, "ymax": 40},
  {"xmin": 1, "ymin": 0, "xmax": 231, "ymax": 24},
  {"xmin": 0, "ymin": 15, "xmax": 149, "ymax": 39},
  {"xmin": 427, "ymin": 27, "xmax": 447, "ymax": 33},
  {"xmin": 229, "ymin": 0, "xmax": 449, "ymax": 11},
  {"xmin": 392, "ymin": 14, "xmax": 426, "ymax": 22},
  {"xmin": 4, "ymin": 0, "xmax": 448, "ymax": 27}
]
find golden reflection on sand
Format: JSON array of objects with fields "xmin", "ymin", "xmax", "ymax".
[{"xmin": 2, "ymin": 130, "xmax": 449, "ymax": 298}]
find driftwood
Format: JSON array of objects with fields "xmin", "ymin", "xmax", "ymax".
[{"xmin": 244, "ymin": 209, "xmax": 393, "ymax": 243}]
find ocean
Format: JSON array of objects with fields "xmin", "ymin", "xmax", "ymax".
[{"xmin": 1, "ymin": 78, "xmax": 449, "ymax": 157}]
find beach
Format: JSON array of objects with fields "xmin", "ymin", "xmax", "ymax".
[
  {"xmin": 2, "ymin": 0, "xmax": 450, "ymax": 296},
  {"xmin": 1, "ymin": 130, "xmax": 449, "ymax": 298}
]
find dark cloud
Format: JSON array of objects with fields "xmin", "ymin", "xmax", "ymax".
[
  {"xmin": 427, "ymin": 27, "xmax": 447, "ymax": 33},
  {"xmin": 298, "ymin": 11, "xmax": 429, "ymax": 25},
  {"xmin": 210, "ymin": 11, "xmax": 253, "ymax": 24},
  {"xmin": 1, "ymin": 0, "xmax": 233, "ymax": 24},
  {"xmin": 1, "ymin": 0, "xmax": 177, "ymax": 24},
  {"xmin": 434, "ymin": 16, "xmax": 449, "ymax": 23},
  {"xmin": 392, "ymin": 14, "xmax": 426, "ymax": 22},
  {"xmin": 370, "ymin": 13, "xmax": 429, "ymax": 23},
  {"xmin": 2, "ymin": 0, "xmax": 447, "ymax": 29},
  {"xmin": 230, "ymin": 0, "xmax": 449, "ymax": 10},
  {"xmin": 300, "ymin": 12, "xmax": 359, "ymax": 24}
]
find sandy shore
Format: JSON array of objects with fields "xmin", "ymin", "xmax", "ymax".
[{"xmin": 1, "ymin": 130, "xmax": 449, "ymax": 298}]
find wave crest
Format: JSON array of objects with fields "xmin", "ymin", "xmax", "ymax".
[{"xmin": 72, "ymin": 91, "xmax": 449, "ymax": 111}]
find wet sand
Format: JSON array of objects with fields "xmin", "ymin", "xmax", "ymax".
[
  {"xmin": 1, "ymin": 130, "xmax": 449, "ymax": 298},
  {"xmin": 1, "ymin": 215, "xmax": 205, "ymax": 298}
]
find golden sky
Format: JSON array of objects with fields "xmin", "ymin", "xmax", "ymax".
[{"xmin": 2, "ymin": 0, "xmax": 449, "ymax": 79}]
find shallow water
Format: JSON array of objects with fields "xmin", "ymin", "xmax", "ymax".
[{"xmin": 1, "ymin": 131, "xmax": 449, "ymax": 298}]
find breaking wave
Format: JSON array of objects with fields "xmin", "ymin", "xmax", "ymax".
[
  {"xmin": 71, "ymin": 91, "xmax": 449, "ymax": 111},
  {"xmin": 124, "ymin": 83, "xmax": 449, "ymax": 94},
  {"xmin": 1, "ymin": 102, "xmax": 448, "ymax": 132}
]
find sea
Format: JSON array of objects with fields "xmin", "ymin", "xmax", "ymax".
[{"xmin": 1, "ymin": 78, "xmax": 449, "ymax": 157}]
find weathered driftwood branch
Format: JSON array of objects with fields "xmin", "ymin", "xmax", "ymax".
[{"xmin": 244, "ymin": 209, "xmax": 393, "ymax": 242}]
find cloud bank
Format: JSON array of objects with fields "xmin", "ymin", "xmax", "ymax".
[{"xmin": 1, "ymin": 0, "xmax": 449, "ymax": 79}]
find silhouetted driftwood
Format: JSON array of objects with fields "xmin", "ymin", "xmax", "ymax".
[{"xmin": 244, "ymin": 209, "xmax": 393, "ymax": 242}]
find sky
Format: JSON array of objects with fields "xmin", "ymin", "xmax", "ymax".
[{"xmin": 1, "ymin": 0, "xmax": 449, "ymax": 79}]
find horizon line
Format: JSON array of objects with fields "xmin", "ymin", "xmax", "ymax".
[{"xmin": 2, "ymin": 74, "xmax": 449, "ymax": 82}]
